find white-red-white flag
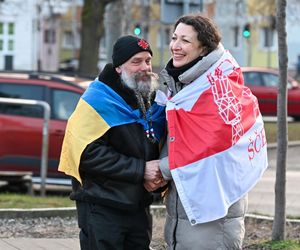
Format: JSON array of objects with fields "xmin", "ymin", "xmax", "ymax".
[{"xmin": 166, "ymin": 51, "xmax": 268, "ymax": 225}]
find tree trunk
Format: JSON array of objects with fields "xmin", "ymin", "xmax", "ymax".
[
  {"xmin": 78, "ymin": 0, "xmax": 114, "ymax": 78},
  {"xmin": 104, "ymin": 0, "xmax": 123, "ymax": 64},
  {"xmin": 272, "ymin": 0, "xmax": 288, "ymax": 241}
]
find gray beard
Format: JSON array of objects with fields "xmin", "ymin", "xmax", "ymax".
[{"xmin": 120, "ymin": 71, "xmax": 158, "ymax": 97}]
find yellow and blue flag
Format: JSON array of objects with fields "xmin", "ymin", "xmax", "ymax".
[{"xmin": 58, "ymin": 79, "xmax": 165, "ymax": 184}]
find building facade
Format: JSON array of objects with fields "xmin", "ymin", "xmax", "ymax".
[
  {"xmin": 1, "ymin": 0, "xmax": 300, "ymax": 73},
  {"xmin": 0, "ymin": 0, "xmax": 38, "ymax": 71},
  {"xmin": 0, "ymin": 0, "xmax": 72, "ymax": 72}
]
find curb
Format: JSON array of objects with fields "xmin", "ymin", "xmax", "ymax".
[
  {"xmin": 245, "ymin": 213, "xmax": 300, "ymax": 225},
  {"xmin": 267, "ymin": 140, "xmax": 300, "ymax": 149},
  {"xmin": 0, "ymin": 207, "xmax": 77, "ymax": 219},
  {"xmin": 1, "ymin": 205, "xmax": 300, "ymax": 225}
]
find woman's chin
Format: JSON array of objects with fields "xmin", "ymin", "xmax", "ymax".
[{"xmin": 173, "ymin": 60, "xmax": 185, "ymax": 68}]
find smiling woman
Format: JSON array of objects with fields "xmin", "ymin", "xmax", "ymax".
[
  {"xmin": 170, "ymin": 23, "xmax": 207, "ymax": 68},
  {"xmin": 158, "ymin": 13, "xmax": 268, "ymax": 250}
]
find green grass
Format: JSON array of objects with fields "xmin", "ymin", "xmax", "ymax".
[
  {"xmin": 247, "ymin": 240, "xmax": 300, "ymax": 250},
  {"xmin": 264, "ymin": 121, "xmax": 300, "ymax": 143},
  {"xmin": 0, "ymin": 193, "xmax": 75, "ymax": 209}
]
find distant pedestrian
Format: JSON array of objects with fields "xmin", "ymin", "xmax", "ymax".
[{"xmin": 59, "ymin": 35, "xmax": 166, "ymax": 250}]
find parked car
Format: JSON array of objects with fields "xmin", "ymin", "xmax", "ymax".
[
  {"xmin": 242, "ymin": 67, "xmax": 300, "ymax": 121},
  {"xmin": 59, "ymin": 58, "xmax": 79, "ymax": 73},
  {"xmin": 0, "ymin": 72, "xmax": 85, "ymax": 185}
]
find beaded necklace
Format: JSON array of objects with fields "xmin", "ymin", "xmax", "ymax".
[{"xmin": 135, "ymin": 91, "xmax": 156, "ymax": 143}]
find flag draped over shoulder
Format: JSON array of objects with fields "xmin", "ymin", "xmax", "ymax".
[
  {"xmin": 166, "ymin": 51, "xmax": 268, "ymax": 225},
  {"xmin": 58, "ymin": 79, "xmax": 165, "ymax": 184}
]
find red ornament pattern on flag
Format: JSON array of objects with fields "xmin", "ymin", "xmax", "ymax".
[{"xmin": 167, "ymin": 58, "xmax": 260, "ymax": 170}]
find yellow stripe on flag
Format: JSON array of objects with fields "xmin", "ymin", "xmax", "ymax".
[{"xmin": 58, "ymin": 98, "xmax": 110, "ymax": 184}]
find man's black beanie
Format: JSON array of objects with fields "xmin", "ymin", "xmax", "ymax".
[{"xmin": 112, "ymin": 35, "xmax": 153, "ymax": 68}]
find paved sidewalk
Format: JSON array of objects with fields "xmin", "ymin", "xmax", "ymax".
[
  {"xmin": 247, "ymin": 142, "xmax": 300, "ymax": 216},
  {"xmin": 248, "ymin": 169, "xmax": 300, "ymax": 216},
  {"xmin": 0, "ymin": 238, "xmax": 80, "ymax": 250},
  {"xmin": 1, "ymin": 142, "xmax": 299, "ymax": 250}
]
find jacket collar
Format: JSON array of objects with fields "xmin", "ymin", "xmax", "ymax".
[
  {"xmin": 178, "ymin": 43, "xmax": 225, "ymax": 84},
  {"xmin": 159, "ymin": 43, "xmax": 225, "ymax": 96}
]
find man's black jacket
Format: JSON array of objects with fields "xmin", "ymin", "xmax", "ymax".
[{"xmin": 70, "ymin": 64, "xmax": 163, "ymax": 212}]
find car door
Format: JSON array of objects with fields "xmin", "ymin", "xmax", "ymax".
[
  {"xmin": 259, "ymin": 72, "xmax": 278, "ymax": 115},
  {"xmin": 286, "ymin": 81, "xmax": 300, "ymax": 119},
  {"xmin": 243, "ymin": 71, "xmax": 277, "ymax": 116},
  {"xmin": 0, "ymin": 83, "xmax": 46, "ymax": 175},
  {"xmin": 47, "ymin": 88, "xmax": 81, "ymax": 179}
]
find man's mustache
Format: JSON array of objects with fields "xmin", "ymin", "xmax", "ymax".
[
  {"xmin": 145, "ymin": 72, "xmax": 159, "ymax": 80},
  {"xmin": 135, "ymin": 72, "xmax": 158, "ymax": 81}
]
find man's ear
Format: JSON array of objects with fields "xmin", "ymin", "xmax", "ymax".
[{"xmin": 115, "ymin": 66, "xmax": 121, "ymax": 74}]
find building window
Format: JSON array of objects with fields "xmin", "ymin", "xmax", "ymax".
[
  {"xmin": 44, "ymin": 29, "xmax": 56, "ymax": 44},
  {"xmin": 164, "ymin": 27, "xmax": 171, "ymax": 46},
  {"xmin": 233, "ymin": 26, "xmax": 239, "ymax": 48},
  {"xmin": 8, "ymin": 40, "xmax": 14, "ymax": 51},
  {"xmin": 8, "ymin": 23, "xmax": 14, "ymax": 35},
  {"xmin": 157, "ymin": 27, "xmax": 171, "ymax": 48},
  {"xmin": 62, "ymin": 31, "xmax": 74, "ymax": 48},
  {"xmin": 262, "ymin": 27, "xmax": 275, "ymax": 48},
  {"xmin": 0, "ymin": 22, "xmax": 15, "ymax": 52}
]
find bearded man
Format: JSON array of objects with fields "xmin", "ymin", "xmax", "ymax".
[{"xmin": 58, "ymin": 35, "xmax": 166, "ymax": 250}]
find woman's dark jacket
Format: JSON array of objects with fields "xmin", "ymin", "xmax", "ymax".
[{"xmin": 70, "ymin": 64, "xmax": 162, "ymax": 212}]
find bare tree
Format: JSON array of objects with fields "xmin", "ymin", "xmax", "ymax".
[
  {"xmin": 247, "ymin": 0, "xmax": 291, "ymax": 241},
  {"xmin": 272, "ymin": 0, "xmax": 288, "ymax": 240},
  {"xmin": 104, "ymin": 0, "xmax": 123, "ymax": 64},
  {"xmin": 121, "ymin": 0, "xmax": 134, "ymax": 35},
  {"xmin": 78, "ymin": 0, "xmax": 115, "ymax": 77}
]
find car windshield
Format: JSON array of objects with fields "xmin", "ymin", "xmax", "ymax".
[
  {"xmin": 243, "ymin": 72, "xmax": 261, "ymax": 86},
  {"xmin": 261, "ymin": 73, "xmax": 278, "ymax": 87},
  {"xmin": 0, "ymin": 83, "xmax": 44, "ymax": 117},
  {"xmin": 243, "ymin": 71, "xmax": 294, "ymax": 89},
  {"xmin": 52, "ymin": 89, "xmax": 81, "ymax": 120}
]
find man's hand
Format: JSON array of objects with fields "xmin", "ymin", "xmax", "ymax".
[
  {"xmin": 144, "ymin": 160, "xmax": 162, "ymax": 181},
  {"xmin": 144, "ymin": 179, "xmax": 167, "ymax": 192},
  {"xmin": 144, "ymin": 160, "xmax": 167, "ymax": 192}
]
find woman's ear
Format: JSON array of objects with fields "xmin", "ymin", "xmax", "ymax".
[{"xmin": 200, "ymin": 46, "xmax": 208, "ymax": 56}]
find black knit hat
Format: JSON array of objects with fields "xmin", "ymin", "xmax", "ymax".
[{"xmin": 112, "ymin": 35, "xmax": 153, "ymax": 67}]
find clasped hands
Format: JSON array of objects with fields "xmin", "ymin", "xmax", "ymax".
[{"xmin": 144, "ymin": 160, "xmax": 167, "ymax": 192}]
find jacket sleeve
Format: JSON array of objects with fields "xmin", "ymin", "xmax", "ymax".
[
  {"xmin": 79, "ymin": 137, "xmax": 145, "ymax": 184},
  {"xmin": 159, "ymin": 137, "xmax": 172, "ymax": 180}
]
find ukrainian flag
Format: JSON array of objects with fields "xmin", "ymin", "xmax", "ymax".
[{"xmin": 58, "ymin": 79, "xmax": 165, "ymax": 184}]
